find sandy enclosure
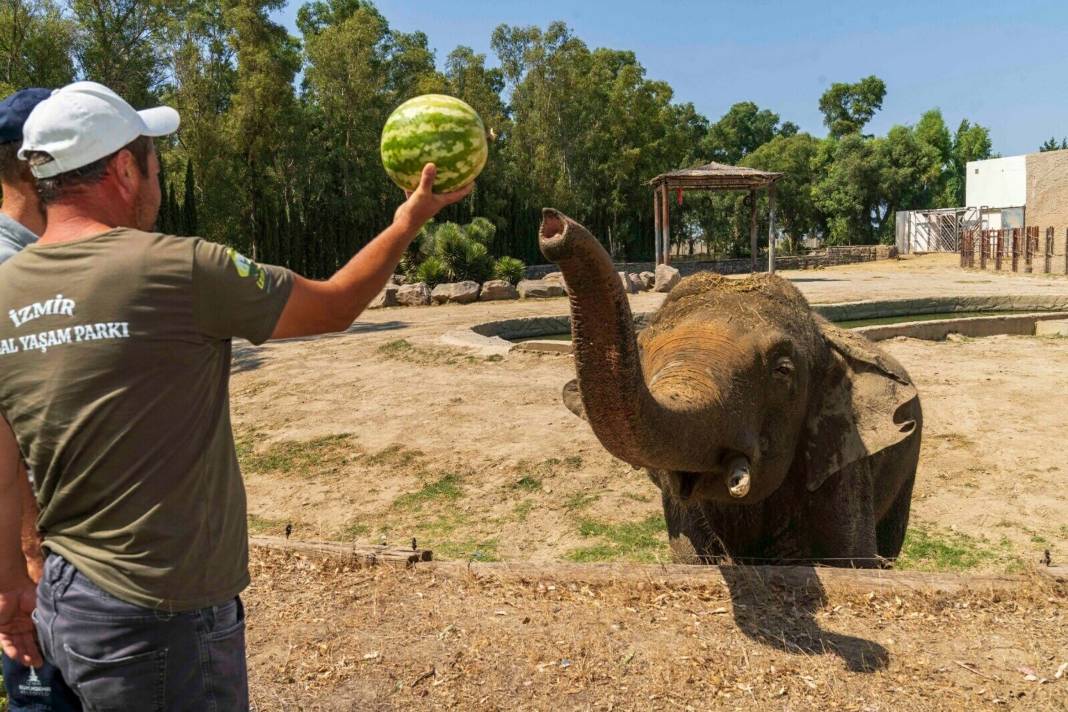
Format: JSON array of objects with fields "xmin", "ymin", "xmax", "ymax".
[{"xmin": 231, "ymin": 254, "xmax": 1068, "ymax": 566}]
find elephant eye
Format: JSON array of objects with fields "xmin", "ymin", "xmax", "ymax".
[{"xmin": 773, "ymin": 357, "xmax": 794, "ymax": 377}]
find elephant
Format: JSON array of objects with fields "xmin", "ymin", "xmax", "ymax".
[{"xmin": 540, "ymin": 209, "xmax": 922, "ymax": 568}]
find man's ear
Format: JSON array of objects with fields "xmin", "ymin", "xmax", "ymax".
[
  {"xmin": 109, "ymin": 149, "xmax": 142, "ymax": 202},
  {"xmin": 561, "ymin": 379, "xmax": 587, "ymax": 420}
]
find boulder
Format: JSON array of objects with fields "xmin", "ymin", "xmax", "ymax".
[
  {"xmin": 389, "ymin": 273, "xmax": 408, "ymax": 286},
  {"xmin": 619, "ymin": 271, "xmax": 638, "ymax": 295},
  {"xmin": 542, "ymin": 271, "xmax": 565, "ymax": 284},
  {"xmin": 654, "ymin": 264, "xmax": 681, "ymax": 293},
  {"xmin": 431, "ymin": 281, "xmax": 481, "ymax": 305},
  {"xmin": 639, "ymin": 271, "xmax": 655, "ymax": 290},
  {"xmin": 518, "ymin": 279, "xmax": 567, "ymax": 299},
  {"xmin": 479, "ymin": 279, "xmax": 519, "ymax": 301},
  {"xmin": 396, "ymin": 282, "xmax": 431, "ymax": 306},
  {"xmin": 368, "ymin": 284, "xmax": 399, "ymax": 309},
  {"xmin": 628, "ymin": 273, "xmax": 646, "ymax": 292}
]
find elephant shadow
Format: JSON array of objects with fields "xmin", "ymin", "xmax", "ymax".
[{"xmin": 719, "ymin": 565, "xmax": 889, "ymax": 673}]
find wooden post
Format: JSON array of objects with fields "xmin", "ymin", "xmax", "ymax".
[
  {"xmin": 980, "ymin": 231, "xmax": 988, "ymax": 270},
  {"xmin": 767, "ymin": 183, "xmax": 777, "ymax": 275},
  {"xmin": 1045, "ymin": 226, "xmax": 1054, "ymax": 274},
  {"xmin": 657, "ymin": 185, "xmax": 666, "ymax": 265},
  {"xmin": 994, "ymin": 231, "xmax": 1002, "ymax": 271},
  {"xmin": 653, "ymin": 187, "xmax": 662, "ymax": 266},
  {"xmin": 1011, "ymin": 228, "xmax": 1019, "ymax": 272},
  {"xmin": 749, "ymin": 190, "xmax": 758, "ymax": 272},
  {"xmin": 1024, "ymin": 226, "xmax": 1033, "ymax": 273}
]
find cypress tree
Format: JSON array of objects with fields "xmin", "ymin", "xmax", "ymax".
[{"xmin": 182, "ymin": 159, "xmax": 198, "ymax": 236}]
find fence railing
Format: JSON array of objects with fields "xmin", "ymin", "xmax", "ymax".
[{"xmin": 960, "ymin": 227, "xmax": 1068, "ymax": 275}]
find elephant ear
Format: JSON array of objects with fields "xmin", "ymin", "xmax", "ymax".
[
  {"xmin": 803, "ymin": 322, "xmax": 919, "ymax": 492},
  {"xmin": 562, "ymin": 379, "xmax": 587, "ymax": 420}
]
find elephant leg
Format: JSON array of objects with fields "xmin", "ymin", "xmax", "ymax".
[
  {"xmin": 876, "ymin": 474, "xmax": 915, "ymax": 560},
  {"xmin": 808, "ymin": 462, "xmax": 882, "ymax": 568}
]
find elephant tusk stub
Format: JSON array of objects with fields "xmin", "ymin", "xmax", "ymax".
[{"xmin": 725, "ymin": 456, "xmax": 751, "ymax": 498}]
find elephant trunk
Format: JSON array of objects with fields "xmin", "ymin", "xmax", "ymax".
[{"xmin": 539, "ymin": 208, "xmax": 719, "ymax": 473}]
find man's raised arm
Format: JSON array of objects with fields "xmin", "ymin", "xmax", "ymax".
[
  {"xmin": 0, "ymin": 416, "xmax": 42, "ymax": 667},
  {"xmin": 271, "ymin": 164, "xmax": 473, "ymax": 339}
]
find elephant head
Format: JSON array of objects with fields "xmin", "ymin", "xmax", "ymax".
[{"xmin": 540, "ymin": 209, "xmax": 919, "ymax": 513}]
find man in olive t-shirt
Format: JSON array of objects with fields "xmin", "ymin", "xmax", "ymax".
[{"xmin": 0, "ymin": 82, "xmax": 470, "ymax": 710}]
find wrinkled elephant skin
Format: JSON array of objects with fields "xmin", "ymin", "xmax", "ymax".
[{"xmin": 540, "ymin": 209, "xmax": 922, "ymax": 568}]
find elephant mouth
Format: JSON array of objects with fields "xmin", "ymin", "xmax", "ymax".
[{"xmin": 666, "ymin": 453, "xmax": 754, "ymax": 504}]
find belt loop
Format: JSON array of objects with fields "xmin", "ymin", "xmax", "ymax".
[{"xmin": 55, "ymin": 554, "xmax": 78, "ymax": 598}]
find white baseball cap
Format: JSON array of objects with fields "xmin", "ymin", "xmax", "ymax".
[{"xmin": 19, "ymin": 81, "xmax": 179, "ymax": 178}]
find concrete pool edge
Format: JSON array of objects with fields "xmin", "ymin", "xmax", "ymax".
[{"xmin": 441, "ymin": 295, "xmax": 1068, "ymax": 356}]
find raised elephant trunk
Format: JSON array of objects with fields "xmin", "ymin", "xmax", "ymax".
[{"xmin": 539, "ymin": 208, "xmax": 718, "ymax": 473}]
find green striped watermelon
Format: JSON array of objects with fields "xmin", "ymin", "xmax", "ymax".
[{"xmin": 380, "ymin": 94, "xmax": 488, "ymax": 193}]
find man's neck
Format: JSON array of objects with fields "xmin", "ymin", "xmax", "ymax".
[
  {"xmin": 0, "ymin": 185, "xmax": 46, "ymax": 236},
  {"xmin": 37, "ymin": 201, "xmax": 122, "ymax": 245}
]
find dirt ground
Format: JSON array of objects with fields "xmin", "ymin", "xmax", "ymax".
[
  {"xmin": 232, "ymin": 254, "xmax": 1068, "ymax": 709},
  {"xmin": 233, "ymin": 254, "xmax": 1068, "ymax": 567},
  {"xmin": 243, "ymin": 549, "xmax": 1067, "ymax": 711}
]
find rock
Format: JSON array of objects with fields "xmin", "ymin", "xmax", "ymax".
[
  {"xmin": 431, "ymin": 281, "xmax": 481, "ymax": 305},
  {"xmin": 396, "ymin": 282, "xmax": 431, "ymax": 306},
  {"xmin": 389, "ymin": 273, "xmax": 408, "ymax": 286},
  {"xmin": 542, "ymin": 271, "xmax": 565, "ymax": 284},
  {"xmin": 639, "ymin": 271, "xmax": 655, "ymax": 290},
  {"xmin": 479, "ymin": 279, "xmax": 519, "ymax": 301},
  {"xmin": 654, "ymin": 264, "xmax": 681, "ymax": 293},
  {"xmin": 518, "ymin": 279, "xmax": 567, "ymax": 299},
  {"xmin": 628, "ymin": 273, "xmax": 646, "ymax": 292},
  {"xmin": 619, "ymin": 271, "xmax": 638, "ymax": 295},
  {"xmin": 368, "ymin": 284, "xmax": 399, "ymax": 309}
]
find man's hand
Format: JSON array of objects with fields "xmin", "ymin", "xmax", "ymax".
[
  {"xmin": 0, "ymin": 579, "xmax": 42, "ymax": 667},
  {"xmin": 394, "ymin": 163, "xmax": 475, "ymax": 230}
]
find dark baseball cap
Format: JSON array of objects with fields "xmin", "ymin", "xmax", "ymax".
[{"xmin": 0, "ymin": 88, "xmax": 52, "ymax": 143}]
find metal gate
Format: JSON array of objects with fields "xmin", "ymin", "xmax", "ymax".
[{"xmin": 896, "ymin": 207, "xmax": 982, "ymax": 254}]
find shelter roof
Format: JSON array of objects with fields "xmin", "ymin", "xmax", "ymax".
[{"xmin": 650, "ymin": 161, "xmax": 782, "ymax": 191}]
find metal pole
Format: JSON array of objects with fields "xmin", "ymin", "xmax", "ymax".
[
  {"xmin": 653, "ymin": 187, "xmax": 661, "ymax": 266},
  {"xmin": 767, "ymin": 183, "xmax": 777, "ymax": 275}
]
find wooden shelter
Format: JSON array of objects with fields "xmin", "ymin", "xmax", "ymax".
[{"xmin": 649, "ymin": 161, "xmax": 783, "ymax": 272}]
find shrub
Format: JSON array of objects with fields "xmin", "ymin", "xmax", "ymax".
[
  {"xmin": 493, "ymin": 256, "xmax": 525, "ymax": 284},
  {"xmin": 464, "ymin": 217, "xmax": 496, "ymax": 247},
  {"xmin": 413, "ymin": 255, "xmax": 448, "ymax": 287},
  {"xmin": 459, "ymin": 240, "xmax": 494, "ymax": 283},
  {"xmin": 404, "ymin": 217, "xmax": 520, "ymax": 288}
]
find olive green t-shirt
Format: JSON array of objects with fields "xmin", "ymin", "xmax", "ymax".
[{"xmin": 0, "ymin": 228, "xmax": 293, "ymax": 611}]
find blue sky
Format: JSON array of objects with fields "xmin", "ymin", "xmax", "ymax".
[{"xmin": 271, "ymin": 0, "xmax": 1068, "ymax": 156}]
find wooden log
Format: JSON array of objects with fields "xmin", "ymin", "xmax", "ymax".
[
  {"xmin": 250, "ymin": 535, "xmax": 432, "ymax": 565},
  {"xmin": 428, "ymin": 561, "xmax": 1067, "ymax": 595},
  {"xmin": 1045, "ymin": 226, "xmax": 1054, "ymax": 274}
]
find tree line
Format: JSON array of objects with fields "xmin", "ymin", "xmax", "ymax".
[{"xmin": 2, "ymin": 0, "xmax": 1005, "ymax": 272}]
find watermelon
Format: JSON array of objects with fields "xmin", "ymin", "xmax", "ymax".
[{"xmin": 380, "ymin": 94, "xmax": 488, "ymax": 193}]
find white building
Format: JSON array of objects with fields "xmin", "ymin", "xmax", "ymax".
[{"xmin": 897, "ymin": 148, "xmax": 1068, "ymax": 252}]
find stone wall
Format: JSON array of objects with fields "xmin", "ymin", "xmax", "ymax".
[
  {"xmin": 1026, "ymin": 149, "xmax": 1068, "ymax": 232},
  {"xmin": 524, "ymin": 245, "xmax": 898, "ymax": 279}
]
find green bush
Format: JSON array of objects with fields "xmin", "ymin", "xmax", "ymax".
[
  {"xmin": 493, "ymin": 256, "xmax": 525, "ymax": 284},
  {"xmin": 464, "ymin": 217, "xmax": 497, "ymax": 247},
  {"xmin": 413, "ymin": 255, "xmax": 448, "ymax": 287},
  {"xmin": 405, "ymin": 218, "xmax": 520, "ymax": 287}
]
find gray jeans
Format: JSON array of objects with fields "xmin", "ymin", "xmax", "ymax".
[{"xmin": 33, "ymin": 554, "xmax": 248, "ymax": 712}]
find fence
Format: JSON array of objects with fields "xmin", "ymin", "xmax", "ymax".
[
  {"xmin": 896, "ymin": 207, "xmax": 982, "ymax": 254},
  {"xmin": 960, "ymin": 227, "xmax": 1068, "ymax": 275},
  {"xmin": 525, "ymin": 245, "xmax": 898, "ymax": 279}
]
